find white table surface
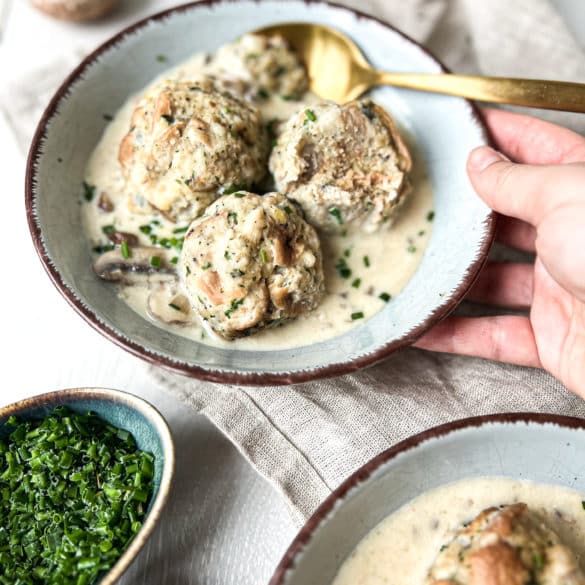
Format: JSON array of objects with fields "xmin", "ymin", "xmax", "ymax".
[{"xmin": 1, "ymin": 0, "xmax": 583, "ymax": 583}]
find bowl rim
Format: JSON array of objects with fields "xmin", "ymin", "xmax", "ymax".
[
  {"xmin": 0, "ymin": 387, "xmax": 176, "ymax": 585},
  {"xmin": 268, "ymin": 411, "xmax": 585, "ymax": 585},
  {"xmin": 25, "ymin": 0, "xmax": 496, "ymax": 386}
]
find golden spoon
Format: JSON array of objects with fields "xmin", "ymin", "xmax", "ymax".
[{"xmin": 255, "ymin": 22, "xmax": 585, "ymax": 112}]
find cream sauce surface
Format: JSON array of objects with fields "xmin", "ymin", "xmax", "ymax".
[
  {"xmin": 332, "ymin": 477, "xmax": 585, "ymax": 585},
  {"xmin": 83, "ymin": 49, "xmax": 433, "ymax": 350}
]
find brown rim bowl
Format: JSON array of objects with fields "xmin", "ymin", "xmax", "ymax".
[{"xmin": 25, "ymin": 0, "xmax": 495, "ymax": 385}]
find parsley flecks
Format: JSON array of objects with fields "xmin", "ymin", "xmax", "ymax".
[
  {"xmin": 101, "ymin": 224, "xmax": 115, "ymax": 235},
  {"xmin": 222, "ymin": 184, "xmax": 248, "ymax": 195},
  {"xmin": 351, "ymin": 311, "xmax": 364, "ymax": 320},
  {"xmin": 335, "ymin": 257, "xmax": 352, "ymax": 279},
  {"xmin": 582, "ymin": 501, "xmax": 585, "ymax": 510},
  {"xmin": 139, "ymin": 225, "xmax": 152, "ymax": 235},
  {"xmin": 230, "ymin": 269, "xmax": 245, "ymax": 278},
  {"xmin": 201, "ymin": 262, "xmax": 212, "ymax": 270},
  {"xmin": 121, "ymin": 241, "xmax": 131, "ymax": 259},
  {"xmin": 304, "ymin": 109, "xmax": 317, "ymax": 122},
  {"xmin": 228, "ymin": 211, "xmax": 238, "ymax": 224},
  {"xmin": 407, "ymin": 245, "xmax": 417, "ymax": 253},
  {"xmin": 427, "ymin": 210, "xmax": 435, "ymax": 222},
  {"xmin": 171, "ymin": 256, "xmax": 178, "ymax": 265},
  {"xmin": 534, "ymin": 552, "xmax": 544, "ymax": 571},
  {"xmin": 0, "ymin": 408, "xmax": 154, "ymax": 584},
  {"xmin": 225, "ymin": 298, "xmax": 244, "ymax": 318},
  {"xmin": 156, "ymin": 54, "xmax": 168, "ymax": 62},
  {"xmin": 328, "ymin": 207, "xmax": 344, "ymax": 225},
  {"xmin": 150, "ymin": 255, "xmax": 161, "ymax": 268},
  {"xmin": 82, "ymin": 181, "xmax": 96, "ymax": 202},
  {"xmin": 363, "ymin": 255, "xmax": 370, "ymax": 268},
  {"xmin": 351, "ymin": 278, "xmax": 361, "ymax": 289},
  {"xmin": 379, "ymin": 292, "xmax": 391, "ymax": 302}
]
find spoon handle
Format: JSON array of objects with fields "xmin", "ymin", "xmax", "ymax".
[{"xmin": 374, "ymin": 73, "xmax": 585, "ymax": 113}]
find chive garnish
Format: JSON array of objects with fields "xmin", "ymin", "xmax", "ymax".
[
  {"xmin": 304, "ymin": 109, "xmax": 317, "ymax": 122},
  {"xmin": 260, "ymin": 249, "xmax": 267, "ymax": 264},
  {"xmin": 161, "ymin": 114, "xmax": 175, "ymax": 124},
  {"xmin": 171, "ymin": 256, "xmax": 179, "ymax": 265},
  {"xmin": 257, "ymin": 88, "xmax": 270, "ymax": 99},
  {"xmin": 283, "ymin": 206, "xmax": 293, "ymax": 215},
  {"xmin": 173, "ymin": 226, "xmax": 188, "ymax": 234},
  {"xmin": 363, "ymin": 256, "xmax": 370, "ymax": 268},
  {"xmin": 351, "ymin": 311, "xmax": 364, "ymax": 320},
  {"xmin": 582, "ymin": 501, "xmax": 585, "ymax": 510},
  {"xmin": 0, "ymin": 407, "xmax": 154, "ymax": 584},
  {"xmin": 335, "ymin": 257, "xmax": 352, "ymax": 279},
  {"xmin": 329, "ymin": 207, "xmax": 344, "ymax": 225},
  {"xmin": 224, "ymin": 298, "xmax": 244, "ymax": 318},
  {"xmin": 168, "ymin": 303, "xmax": 182, "ymax": 311},
  {"xmin": 101, "ymin": 224, "xmax": 115, "ymax": 235},
  {"xmin": 534, "ymin": 552, "xmax": 544, "ymax": 571},
  {"xmin": 139, "ymin": 225, "xmax": 152, "ymax": 235},
  {"xmin": 82, "ymin": 181, "xmax": 96, "ymax": 202},
  {"xmin": 427, "ymin": 210, "xmax": 435, "ymax": 222},
  {"xmin": 156, "ymin": 54, "xmax": 168, "ymax": 62},
  {"xmin": 379, "ymin": 292, "xmax": 391, "ymax": 302},
  {"xmin": 407, "ymin": 245, "xmax": 417, "ymax": 253},
  {"xmin": 201, "ymin": 262, "xmax": 212, "ymax": 270},
  {"xmin": 150, "ymin": 255, "xmax": 161, "ymax": 268},
  {"xmin": 351, "ymin": 278, "xmax": 361, "ymax": 288},
  {"xmin": 228, "ymin": 211, "xmax": 238, "ymax": 224},
  {"xmin": 121, "ymin": 241, "xmax": 131, "ymax": 259}
]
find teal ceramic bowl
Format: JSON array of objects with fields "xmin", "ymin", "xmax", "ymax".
[{"xmin": 0, "ymin": 387, "xmax": 175, "ymax": 584}]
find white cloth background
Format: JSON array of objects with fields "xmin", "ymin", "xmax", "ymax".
[{"xmin": 3, "ymin": 0, "xmax": 585, "ymax": 528}]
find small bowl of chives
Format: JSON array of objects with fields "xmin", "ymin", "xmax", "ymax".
[{"xmin": 0, "ymin": 387, "xmax": 175, "ymax": 584}]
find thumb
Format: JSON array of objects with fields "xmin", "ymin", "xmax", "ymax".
[{"xmin": 466, "ymin": 146, "xmax": 584, "ymax": 226}]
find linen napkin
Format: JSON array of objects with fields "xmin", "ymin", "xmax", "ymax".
[{"xmin": 151, "ymin": 0, "xmax": 585, "ymax": 527}]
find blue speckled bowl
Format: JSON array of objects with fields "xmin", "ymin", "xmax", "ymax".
[
  {"xmin": 0, "ymin": 387, "xmax": 175, "ymax": 585},
  {"xmin": 26, "ymin": 0, "xmax": 495, "ymax": 385}
]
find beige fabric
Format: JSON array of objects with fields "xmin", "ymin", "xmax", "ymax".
[{"xmin": 154, "ymin": 0, "xmax": 585, "ymax": 526}]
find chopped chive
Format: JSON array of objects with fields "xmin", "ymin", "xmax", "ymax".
[
  {"xmin": 582, "ymin": 501, "xmax": 585, "ymax": 510},
  {"xmin": 228, "ymin": 211, "xmax": 238, "ymax": 224},
  {"xmin": 534, "ymin": 552, "xmax": 543, "ymax": 571},
  {"xmin": 407, "ymin": 245, "xmax": 417, "ymax": 253},
  {"xmin": 173, "ymin": 226, "xmax": 188, "ymax": 234},
  {"xmin": 328, "ymin": 206, "xmax": 344, "ymax": 225},
  {"xmin": 101, "ymin": 224, "xmax": 115, "ymax": 235},
  {"xmin": 257, "ymin": 88, "xmax": 269, "ymax": 99},
  {"xmin": 103, "ymin": 113, "xmax": 113, "ymax": 121},
  {"xmin": 139, "ymin": 225, "xmax": 152, "ymax": 235},
  {"xmin": 379, "ymin": 292, "xmax": 391, "ymax": 302},
  {"xmin": 150, "ymin": 255, "xmax": 161, "ymax": 268},
  {"xmin": 363, "ymin": 256, "xmax": 370, "ymax": 268},
  {"xmin": 230, "ymin": 269, "xmax": 245, "ymax": 278},
  {"xmin": 161, "ymin": 114, "xmax": 175, "ymax": 124},
  {"xmin": 351, "ymin": 311, "xmax": 364, "ymax": 320},
  {"xmin": 260, "ymin": 249, "xmax": 267, "ymax": 264},
  {"xmin": 171, "ymin": 256, "xmax": 179, "ymax": 264},
  {"xmin": 304, "ymin": 109, "xmax": 317, "ymax": 122},
  {"xmin": 427, "ymin": 210, "xmax": 435, "ymax": 222},
  {"xmin": 121, "ymin": 241, "xmax": 131, "ymax": 259},
  {"xmin": 344, "ymin": 248, "xmax": 351, "ymax": 258},
  {"xmin": 201, "ymin": 262, "xmax": 212, "ymax": 270},
  {"xmin": 283, "ymin": 206, "xmax": 293, "ymax": 215},
  {"xmin": 224, "ymin": 298, "xmax": 244, "ymax": 318},
  {"xmin": 222, "ymin": 184, "xmax": 248, "ymax": 195},
  {"xmin": 224, "ymin": 250, "xmax": 231, "ymax": 260},
  {"xmin": 156, "ymin": 54, "xmax": 168, "ymax": 62},
  {"xmin": 351, "ymin": 278, "xmax": 361, "ymax": 288},
  {"xmin": 335, "ymin": 257, "xmax": 352, "ymax": 279},
  {"xmin": 418, "ymin": 230, "xmax": 426, "ymax": 237},
  {"xmin": 82, "ymin": 181, "xmax": 95, "ymax": 202},
  {"xmin": 168, "ymin": 303, "xmax": 182, "ymax": 311}
]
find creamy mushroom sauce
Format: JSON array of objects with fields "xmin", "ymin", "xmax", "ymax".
[
  {"xmin": 332, "ymin": 477, "xmax": 585, "ymax": 585},
  {"xmin": 83, "ymin": 50, "xmax": 433, "ymax": 350}
]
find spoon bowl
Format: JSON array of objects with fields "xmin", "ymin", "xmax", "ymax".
[{"xmin": 256, "ymin": 22, "xmax": 585, "ymax": 111}]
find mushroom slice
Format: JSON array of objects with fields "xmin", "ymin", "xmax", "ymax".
[
  {"xmin": 147, "ymin": 288, "xmax": 194, "ymax": 325},
  {"xmin": 93, "ymin": 246, "xmax": 177, "ymax": 285}
]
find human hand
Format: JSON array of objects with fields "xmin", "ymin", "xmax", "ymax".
[{"xmin": 414, "ymin": 108, "xmax": 585, "ymax": 397}]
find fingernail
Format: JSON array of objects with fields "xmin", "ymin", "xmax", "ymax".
[{"xmin": 468, "ymin": 147, "xmax": 507, "ymax": 172}]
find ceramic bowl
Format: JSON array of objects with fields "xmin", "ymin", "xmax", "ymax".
[
  {"xmin": 0, "ymin": 387, "xmax": 175, "ymax": 585},
  {"xmin": 26, "ymin": 0, "xmax": 495, "ymax": 385},
  {"xmin": 269, "ymin": 413, "xmax": 585, "ymax": 585}
]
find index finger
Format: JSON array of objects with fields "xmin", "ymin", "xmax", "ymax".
[{"xmin": 482, "ymin": 108, "xmax": 585, "ymax": 165}]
